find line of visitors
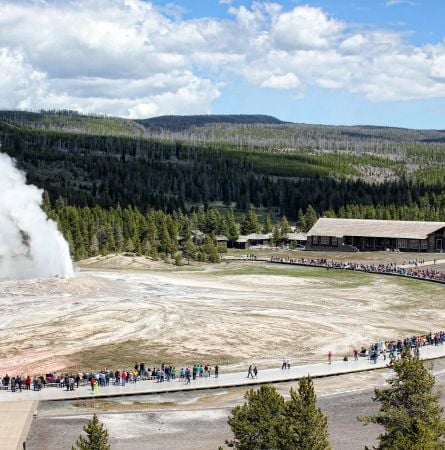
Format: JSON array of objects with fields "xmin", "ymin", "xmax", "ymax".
[
  {"xmin": 270, "ymin": 256, "xmax": 445, "ymax": 283},
  {"xmin": 347, "ymin": 330, "xmax": 445, "ymax": 365},
  {"xmin": 1, "ymin": 361, "xmax": 220, "ymax": 393}
]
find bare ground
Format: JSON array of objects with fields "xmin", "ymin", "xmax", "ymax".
[{"xmin": 1, "ymin": 257, "xmax": 444, "ymax": 375}]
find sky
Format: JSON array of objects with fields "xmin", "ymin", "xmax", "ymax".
[{"xmin": 0, "ymin": 0, "xmax": 445, "ymax": 128}]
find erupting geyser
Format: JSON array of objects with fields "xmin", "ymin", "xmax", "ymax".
[{"xmin": 0, "ymin": 152, "xmax": 73, "ymax": 279}]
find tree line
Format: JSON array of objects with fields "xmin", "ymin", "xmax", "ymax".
[
  {"xmin": 48, "ymin": 192, "xmax": 445, "ymax": 263},
  {"xmin": 2, "ymin": 119, "xmax": 445, "ymax": 219}
]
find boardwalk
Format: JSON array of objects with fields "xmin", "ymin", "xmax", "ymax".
[
  {"xmin": 3, "ymin": 345, "xmax": 445, "ymax": 449},
  {"xmin": 0, "ymin": 400, "xmax": 37, "ymax": 450},
  {"xmin": 2, "ymin": 344, "xmax": 445, "ymax": 403},
  {"xmin": 229, "ymin": 254, "xmax": 445, "ymax": 285}
]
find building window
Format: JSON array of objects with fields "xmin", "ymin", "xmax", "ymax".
[
  {"xmin": 331, "ymin": 237, "xmax": 338, "ymax": 246},
  {"xmin": 421, "ymin": 240, "xmax": 428, "ymax": 249},
  {"xmin": 409, "ymin": 240, "xmax": 418, "ymax": 249},
  {"xmin": 398, "ymin": 239, "xmax": 407, "ymax": 248},
  {"xmin": 312, "ymin": 236, "xmax": 319, "ymax": 245},
  {"xmin": 320, "ymin": 236, "xmax": 329, "ymax": 245}
]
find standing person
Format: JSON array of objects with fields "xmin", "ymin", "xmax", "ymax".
[
  {"xmin": 414, "ymin": 346, "xmax": 420, "ymax": 360},
  {"xmin": 247, "ymin": 365, "xmax": 253, "ymax": 379},
  {"xmin": 185, "ymin": 367, "xmax": 191, "ymax": 384},
  {"xmin": 353, "ymin": 349, "xmax": 358, "ymax": 360},
  {"xmin": 215, "ymin": 365, "xmax": 219, "ymax": 378},
  {"xmin": 328, "ymin": 351, "xmax": 333, "ymax": 364},
  {"xmin": 253, "ymin": 366, "xmax": 258, "ymax": 378},
  {"xmin": 25, "ymin": 375, "xmax": 31, "ymax": 390},
  {"xmin": 281, "ymin": 358, "xmax": 287, "ymax": 370},
  {"xmin": 16, "ymin": 375, "xmax": 22, "ymax": 392},
  {"xmin": 286, "ymin": 357, "xmax": 290, "ymax": 369}
]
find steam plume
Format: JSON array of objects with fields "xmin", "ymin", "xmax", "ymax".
[{"xmin": 0, "ymin": 152, "xmax": 73, "ymax": 280}]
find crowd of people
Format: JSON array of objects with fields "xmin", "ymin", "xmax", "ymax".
[
  {"xmin": 2, "ymin": 330, "xmax": 445, "ymax": 394},
  {"xmin": 1, "ymin": 362, "xmax": 220, "ymax": 393},
  {"xmin": 270, "ymin": 256, "xmax": 445, "ymax": 283},
  {"xmin": 347, "ymin": 330, "xmax": 445, "ymax": 365}
]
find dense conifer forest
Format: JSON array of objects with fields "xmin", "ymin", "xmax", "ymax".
[{"xmin": 1, "ymin": 110, "xmax": 445, "ymax": 260}]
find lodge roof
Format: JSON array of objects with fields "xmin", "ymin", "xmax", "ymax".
[
  {"xmin": 286, "ymin": 232, "xmax": 307, "ymax": 241},
  {"xmin": 307, "ymin": 218, "xmax": 445, "ymax": 240},
  {"xmin": 236, "ymin": 233, "xmax": 272, "ymax": 243}
]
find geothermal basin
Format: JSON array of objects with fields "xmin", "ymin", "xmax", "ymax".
[{"xmin": 1, "ymin": 257, "xmax": 444, "ymax": 375}]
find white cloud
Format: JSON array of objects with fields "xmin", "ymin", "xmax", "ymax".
[
  {"xmin": 261, "ymin": 73, "xmax": 302, "ymax": 89},
  {"xmin": 0, "ymin": 0, "xmax": 444, "ymax": 117},
  {"xmin": 0, "ymin": 48, "xmax": 47, "ymax": 110},
  {"xmin": 272, "ymin": 5, "xmax": 344, "ymax": 50},
  {"xmin": 386, "ymin": 0, "xmax": 415, "ymax": 6},
  {"xmin": 430, "ymin": 54, "xmax": 445, "ymax": 82}
]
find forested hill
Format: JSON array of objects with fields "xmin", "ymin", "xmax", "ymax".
[
  {"xmin": 136, "ymin": 114, "xmax": 286, "ymax": 131},
  {"xmin": 1, "ymin": 110, "xmax": 445, "ymax": 221},
  {"xmin": 0, "ymin": 110, "xmax": 145, "ymax": 137}
]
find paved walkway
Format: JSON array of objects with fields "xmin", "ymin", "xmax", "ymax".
[
  {"xmin": 0, "ymin": 400, "xmax": 37, "ymax": 450},
  {"xmin": 2, "ymin": 345, "xmax": 445, "ymax": 403}
]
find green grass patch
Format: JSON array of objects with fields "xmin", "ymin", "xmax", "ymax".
[{"xmin": 210, "ymin": 262, "xmax": 377, "ymax": 285}]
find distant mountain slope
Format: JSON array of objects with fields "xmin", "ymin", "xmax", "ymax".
[
  {"xmin": 136, "ymin": 114, "xmax": 286, "ymax": 131},
  {"xmin": 1, "ymin": 109, "xmax": 445, "ymax": 217},
  {"xmin": 0, "ymin": 110, "xmax": 145, "ymax": 137}
]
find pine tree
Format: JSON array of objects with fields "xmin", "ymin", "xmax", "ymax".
[
  {"xmin": 182, "ymin": 238, "xmax": 197, "ymax": 264},
  {"xmin": 304, "ymin": 205, "xmax": 318, "ymax": 232},
  {"xmin": 42, "ymin": 190, "xmax": 52, "ymax": 215},
  {"xmin": 72, "ymin": 414, "xmax": 110, "ymax": 450},
  {"xmin": 226, "ymin": 385, "xmax": 285, "ymax": 449},
  {"xmin": 279, "ymin": 216, "xmax": 291, "ymax": 238},
  {"xmin": 297, "ymin": 208, "xmax": 307, "ymax": 232},
  {"xmin": 262, "ymin": 214, "xmax": 273, "ymax": 233},
  {"xmin": 201, "ymin": 237, "xmax": 220, "ymax": 263},
  {"xmin": 272, "ymin": 224, "xmax": 280, "ymax": 246},
  {"xmin": 227, "ymin": 208, "xmax": 239, "ymax": 243},
  {"xmin": 240, "ymin": 209, "xmax": 260, "ymax": 235},
  {"xmin": 359, "ymin": 348, "xmax": 445, "ymax": 449},
  {"xmin": 89, "ymin": 233, "xmax": 100, "ymax": 256},
  {"xmin": 276, "ymin": 376, "xmax": 330, "ymax": 450}
]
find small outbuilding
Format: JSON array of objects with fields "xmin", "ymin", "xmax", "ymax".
[
  {"xmin": 284, "ymin": 232, "xmax": 307, "ymax": 247},
  {"xmin": 306, "ymin": 218, "xmax": 445, "ymax": 252},
  {"xmin": 234, "ymin": 233, "xmax": 272, "ymax": 249},
  {"xmin": 215, "ymin": 235, "xmax": 228, "ymax": 247}
]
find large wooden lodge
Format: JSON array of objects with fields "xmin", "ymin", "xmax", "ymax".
[{"xmin": 306, "ymin": 218, "xmax": 445, "ymax": 252}]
